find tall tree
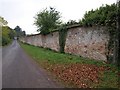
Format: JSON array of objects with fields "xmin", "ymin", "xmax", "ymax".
[{"xmin": 34, "ymin": 7, "xmax": 61, "ymax": 35}]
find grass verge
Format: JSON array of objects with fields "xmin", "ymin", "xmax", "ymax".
[{"xmin": 20, "ymin": 42, "xmax": 119, "ymax": 88}]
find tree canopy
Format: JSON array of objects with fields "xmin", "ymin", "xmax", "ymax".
[
  {"xmin": 0, "ymin": 16, "xmax": 16, "ymax": 46},
  {"xmin": 2, "ymin": 26, "xmax": 16, "ymax": 46},
  {"xmin": 34, "ymin": 7, "xmax": 61, "ymax": 35},
  {"xmin": 79, "ymin": 3, "xmax": 117, "ymax": 29}
]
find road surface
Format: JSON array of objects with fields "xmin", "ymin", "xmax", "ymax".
[{"xmin": 2, "ymin": 40, "xmax": 63, "ymax": 88}]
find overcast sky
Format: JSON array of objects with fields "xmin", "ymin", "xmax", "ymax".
[{"xmin": 0, "ymin": 0, "xmax": 116, "ymax": 34}]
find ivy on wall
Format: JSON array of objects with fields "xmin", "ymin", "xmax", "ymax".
[{"xmin": 58, "ymin": 25, "xmax": 67, "ymax": 53}]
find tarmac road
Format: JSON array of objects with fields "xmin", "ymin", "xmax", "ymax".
[{"xmin": 2, "ymin": 40, "xmax": 63, "ymax": 88}]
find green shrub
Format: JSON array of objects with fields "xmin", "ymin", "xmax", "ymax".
[{"xmin": 2, "ymin": 36, "xmax": 11, "ymax": 46}]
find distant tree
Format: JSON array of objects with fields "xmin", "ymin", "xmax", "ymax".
[
  {"xmin": 14, "ymin": 26, "xmax": 22, "ymax": 32},
  {"xmin": 22, "ymin": 31, "xmax": 26, "ymax": 36},
  {"xmin": 14, "ymin": 26, "xmax": 23, "ymax": 37},
  {"xmin": 34, "ymin": 7, "xmax": 61, "ymax": 35}
]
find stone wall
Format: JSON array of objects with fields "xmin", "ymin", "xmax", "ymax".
[
  {"xmin": 20, "ymin": 26, "xmax": 109, "ymax": 61},
  {"xmin": 65, "ymin": 26, "xmax": 109, "ymax": 61},
  {"xmin": 21, "ymin": 32, "xmax": 60, "ymax": 51},
  {"xmin": 42, "ymin": 32, "xmax": 60, "ymax": 51}
]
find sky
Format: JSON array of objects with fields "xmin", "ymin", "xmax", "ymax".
[{"xmin": 0, "ymin": 0, "xmax": 116, "ymax": 34}]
